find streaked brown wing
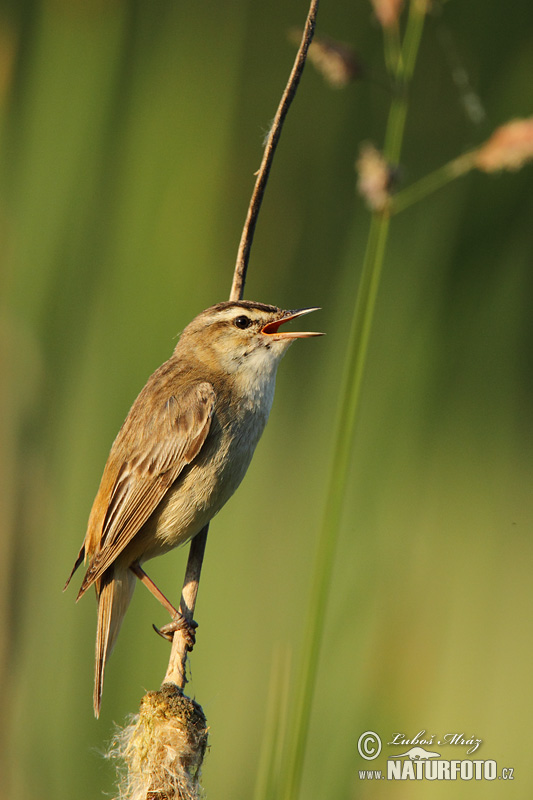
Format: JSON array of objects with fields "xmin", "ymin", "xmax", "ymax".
[{"xmin": 77, "ymin": 381, "xmax": 215, "ymax": 597}]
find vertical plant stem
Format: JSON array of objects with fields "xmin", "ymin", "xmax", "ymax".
[
  {"xmin": 254, "ymin": 646, "xmax": 292, "ymax": 800},
  {"xmin": 401, "ymin": 0, "xmax": 426, "ymax": 83},
  {"xmin": 384, "ymin": 24, "xmax": 402, "ymax": 76},
  {"xmin": 384, "ymin": 94, "xmax": 408, "ymax": 163},
  {"xmin": 280, "ymin": 4, "xmax": 427, "ymax": 799},
  {"xmin": 163, "ymin": 524, "xmax": 209, "ymax": 688},
  {"xmin": 384, "ymin": 0, "xmax": 426, "ymax": 164},
  {"xmin": 281, "ymin": 212, "xmax": 390, "ymax": 800}
]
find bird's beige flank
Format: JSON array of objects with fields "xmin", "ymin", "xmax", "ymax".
[{"xmin": 65, "ymin": 300, "xmax": 323, "ymax": 716}]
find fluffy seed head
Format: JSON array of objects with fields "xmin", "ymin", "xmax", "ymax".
[{"xmin": 475, "ymin": 117, "xmax": 533, "ymax": 173}]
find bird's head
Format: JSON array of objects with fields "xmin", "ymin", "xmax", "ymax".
[{"xmin": 176, "ymin": 301, "xmax": 323, "ymax": 378}]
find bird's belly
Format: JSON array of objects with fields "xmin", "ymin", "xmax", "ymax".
[{"xmin": 128, "ymin": 413, "xmax": 265, "ymax": 564}]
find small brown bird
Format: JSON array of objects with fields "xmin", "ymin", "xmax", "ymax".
[{"xmin": 65, "ymin": 301, "xmax": 322, "ymax": 716}]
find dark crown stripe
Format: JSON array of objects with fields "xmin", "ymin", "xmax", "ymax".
[{"xmin": 209, "ymin": 300, "xmax": 279, "ymax": 315}]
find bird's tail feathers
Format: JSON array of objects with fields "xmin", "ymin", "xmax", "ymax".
[{"xmin": 94, "ymin": 566, "xmax": 135, "ymax": 717}]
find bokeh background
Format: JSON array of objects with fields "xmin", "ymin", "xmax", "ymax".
[{"xmin": 2, "ymin": 0, "xmax": 532, "ymax": 798}]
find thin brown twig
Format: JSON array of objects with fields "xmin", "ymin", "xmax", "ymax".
[
  {"xmin": 164, "ymin": 0, "xmax": 319, "ymax": 693},
  {"xmin": 230, "ymin": 0, "xmax": 319, "ymax": 302}
]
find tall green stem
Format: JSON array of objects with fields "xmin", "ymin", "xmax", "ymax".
[
  {"xmin": 280, "ymin": 212, "xmax": 390, "ymax": 800},
  {"xmin": 384, "ymin": 0, "xmax": 424, "ymax": 163},
  {"xmin": 278, "ymin": 4, "xmax": 427, "ymax": 799}
]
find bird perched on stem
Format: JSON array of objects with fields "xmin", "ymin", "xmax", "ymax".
[{"xmin": 65, "ymin": 300, "xmax": 323, "ymax": 716}]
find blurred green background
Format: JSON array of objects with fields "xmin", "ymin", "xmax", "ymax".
[{"xmin": 1, "ymin": 0, "xmax": 532, "ymax": 798}]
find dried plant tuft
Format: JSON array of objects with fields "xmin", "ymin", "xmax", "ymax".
[
  {"xmin": 289, "ymin": 29, "xmax": 363, "ymax": 88},
  {"xmin": 108, "ymin": 684, "xmax": 208, "ymax": 800},
  {"xmin": 356, "ymin": 143, "xmax": 395, "ymax": 212},
  {"xmin": 370, "ymin": 0, "xmax": 404, "ymax": 29},
  {"xmin": 474, "ymin": 117, "xmax": 533, "ymax": 173}
]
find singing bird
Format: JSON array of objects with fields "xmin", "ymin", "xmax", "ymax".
[{"xmin": 65, "ymin": 301, "xmax": 322, "ymax": 716}]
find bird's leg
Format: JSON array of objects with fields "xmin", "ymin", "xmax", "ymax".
[
  {"xmin": 129, "ymin": 563, "xmax": 197, "ymax": 647},
  {"xmin": 130, "ymin": 562, "xmax": 177, "ymax": 615}
]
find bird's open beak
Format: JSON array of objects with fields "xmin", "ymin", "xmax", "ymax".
[{"xmin": 261, "ymin": 307, "xmax": 324, "ymax": 339}]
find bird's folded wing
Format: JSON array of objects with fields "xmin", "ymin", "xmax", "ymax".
[{"xmin": 77, "ymin": 381, "xmax": 215, "ymax": 597}]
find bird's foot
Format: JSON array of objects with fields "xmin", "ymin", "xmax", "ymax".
[{"xmin": 153, "ymin": 613, "xmax": 198, "ymax": 650}]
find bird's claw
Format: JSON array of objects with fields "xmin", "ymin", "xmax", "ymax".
[{"xmin": 153, "ymin": 613, "xmax": 198, "ymax": 650}]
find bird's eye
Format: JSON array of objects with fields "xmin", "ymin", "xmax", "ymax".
[{"xmin": 234, "ymin": 315, "xmax": 252, "ymax": 329}]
